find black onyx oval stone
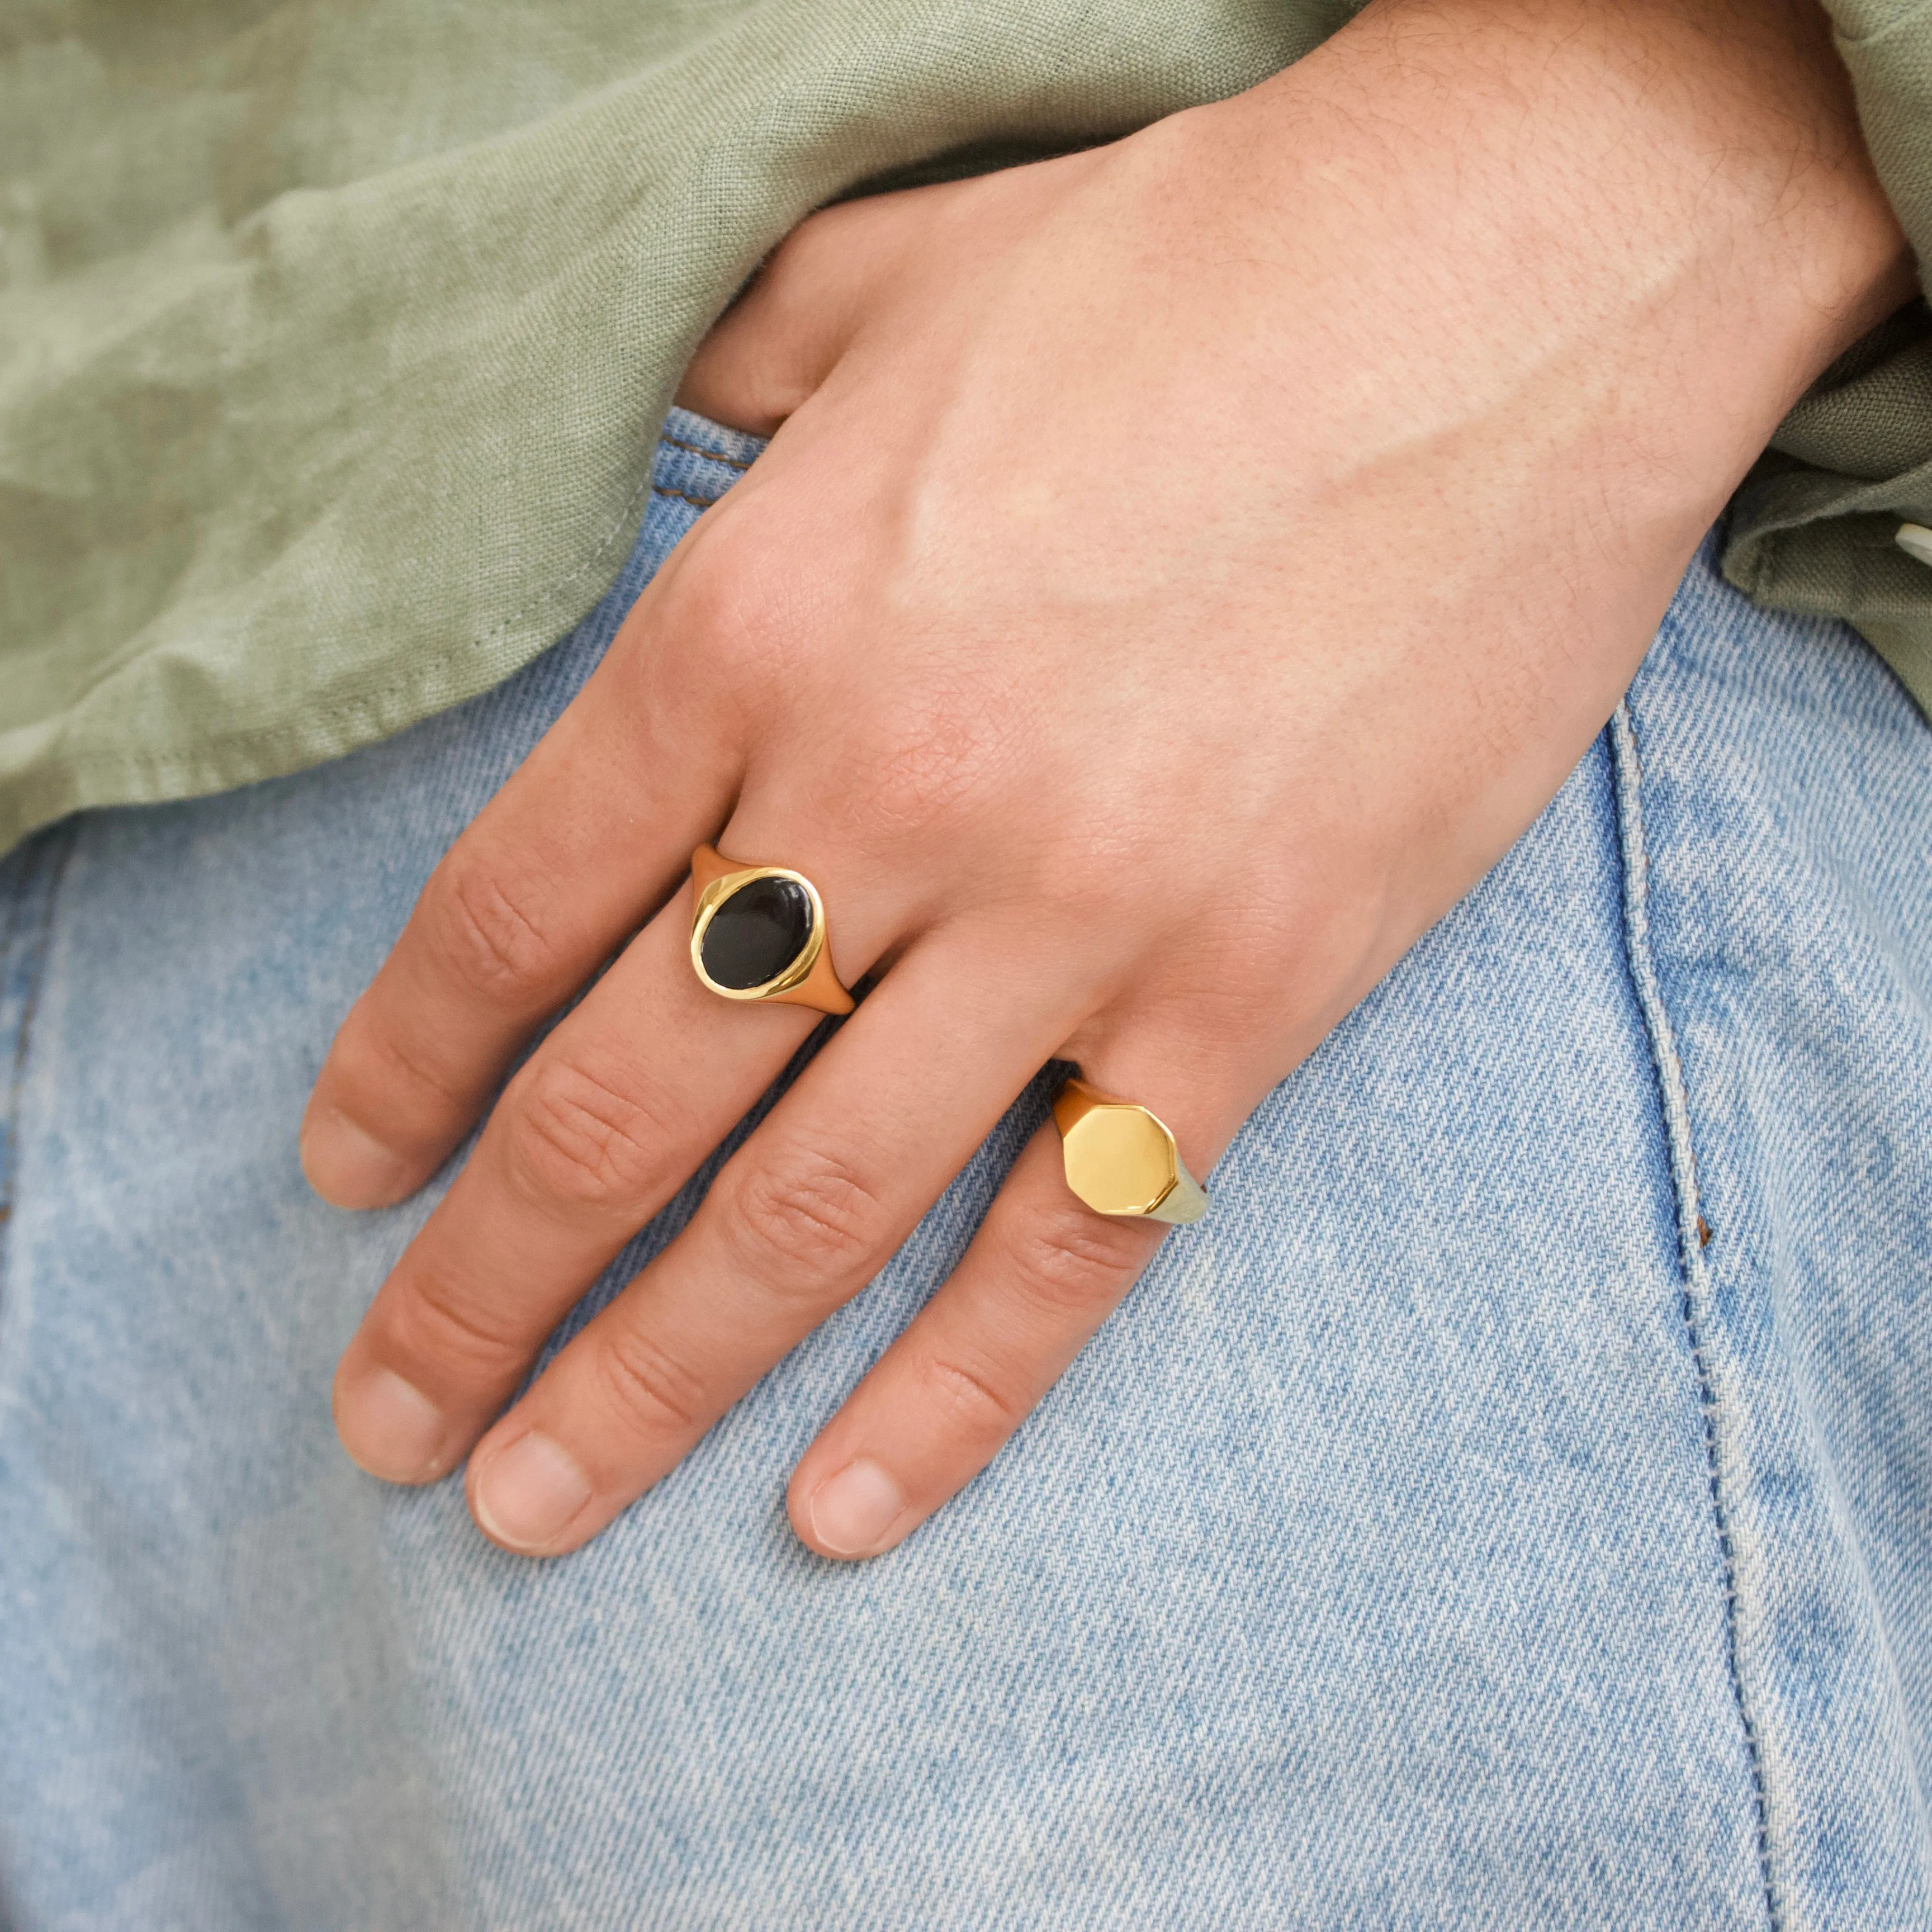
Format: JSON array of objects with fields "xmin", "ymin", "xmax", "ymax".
[{"xmin": 702, "ymin": 875, "xmax": 813, "ymax": 989}]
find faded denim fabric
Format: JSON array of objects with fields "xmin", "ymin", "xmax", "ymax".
[{"xmin": 1, "ymin": 412, "xmax": 1930, "ymax": 1928}]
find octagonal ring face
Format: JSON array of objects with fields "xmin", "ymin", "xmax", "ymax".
[
  {"xmin": 690, "ymin": 865, "xmax": 827, "ymax": 1002},
  {"xmin": 1061, "ymin": 1103, "xmax": 1180, "ymax": 1217},
  {"xmin": 1052, "ymin": 1076, "xmax": 1208, "ymax": 1224}
]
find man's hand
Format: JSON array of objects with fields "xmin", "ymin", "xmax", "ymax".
[{"xmin": 303, "ymin": 0, "xmax": 1907, "ymax": 1559}]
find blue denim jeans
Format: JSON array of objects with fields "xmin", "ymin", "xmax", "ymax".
[{"xmin": 3, "ymin": 411, "xmax": 1931, "ymax": 1929}]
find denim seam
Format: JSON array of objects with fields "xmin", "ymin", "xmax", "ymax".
[
  {"xmin": 0, "ymin": 822, "xmax": 75, "ymax": 1322},
  {"xmin": 1608, "ymin": 701, "xmax": 1781, "ymax": 1929}
]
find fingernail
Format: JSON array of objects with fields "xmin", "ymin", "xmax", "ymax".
[
  {"xmin": 472, "ymin": 1432, "xmax": 593, "ymax": 1552},
  {"xmin": 301, "ymin": 1107, "xmax": 414, "ymax": 1209},
  {"xmin": 806, "ymin": 1458, "xmax": 908, "ymax": 1559},
  {"xmin": 336, "ymin": 1367, "xmax": 449, "ymax": 1482}
]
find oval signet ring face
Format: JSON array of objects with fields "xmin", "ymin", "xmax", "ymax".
[
  {"xmin": 699, "ymin": 873, "xmax": 815, "ymax": 991},
  {"xmin": 1052, "ymin": 1076, "xmax": 1209, "ymax": 1225},
  {"xmin": 688, "ymin": 845, "xmax": 855, "ymax": 1016}
]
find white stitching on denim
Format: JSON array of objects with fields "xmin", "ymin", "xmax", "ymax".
[{"xmin": 1608, "ymin": 700, "xmax": 1781, "ymax": 1929}]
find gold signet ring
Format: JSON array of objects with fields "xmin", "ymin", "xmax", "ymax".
[
  {"xmin": 688, "ymin": 844, "xmax": 855, "ymax": 1016},
  {"xmin": 1052, "ymin": 1076, "xmax": 1209, "ymax": 1225}
]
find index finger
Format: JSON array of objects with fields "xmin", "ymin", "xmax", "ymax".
[{"xmin": 301, "ymin": 548, "xmax": 742, "ymax": 1210}]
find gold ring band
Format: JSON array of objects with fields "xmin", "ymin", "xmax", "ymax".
[
  {"xmin": 688, "ymin": 844, "xmax": 855, "ymax": 1016},
  {"xmin": 1052, "ymin": 1076, "xmax": 1209, "ymax": 1225}
]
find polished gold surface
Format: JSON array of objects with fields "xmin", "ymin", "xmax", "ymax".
[
  {"xmin": 688, "ymin": 844, "xmax": 855, "ymax": 1016},
  {"xmin": 1052, "ymin": 1076, "xmax": 1208, "ymax": 1225}
]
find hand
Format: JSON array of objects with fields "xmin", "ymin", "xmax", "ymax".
[{"xmin": 304, "ymin": 0, "xmax": 1906, "ymax": 1559}]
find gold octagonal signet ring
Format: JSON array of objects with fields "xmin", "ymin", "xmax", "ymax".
[{"xmin": 1052, "ymin": 1076, "xmax": 1208, "ymax": 1226}]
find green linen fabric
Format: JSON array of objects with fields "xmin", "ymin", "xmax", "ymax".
[
  {"xmin": 1725, "ymin": 3, "xmax": 1932, "ymax": 701},
  {"xmin": 0, "ymin": 0, "xmax": 1927, "ymax": 858}
]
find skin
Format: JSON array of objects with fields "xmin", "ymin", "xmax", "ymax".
[{"xmin": 304, "ymin": 0, "xmax": 1911, "ymax": 1562}]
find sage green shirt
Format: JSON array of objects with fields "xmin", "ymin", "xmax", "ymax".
[{"xmin": 2, "ymin": 0, "xmax": 1929, "ymax": 856}]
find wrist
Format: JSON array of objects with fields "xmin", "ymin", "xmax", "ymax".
[{"xmin": 1161, "ymin": 0, "xmax": 1909, "ymax": 522}]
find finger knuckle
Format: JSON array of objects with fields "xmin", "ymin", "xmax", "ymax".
[
  {"xmin": 760, "ymin": 203, "xmax": 842, "ymax": 292},
  {"xmin": 387, "ymin": 1265, "xmax": 530, "ymax": 1384},
  {"xmin": 503, "ymin": 1053, "xmax": 669, "ymax": 1209},
  {"xmin": 593, "ymin": 1323, "xmax": 709, "ymax": 1439},
  {"xmin": 835, "ymin": 688, "xmax": 1011, "ymax": 852},
  {"xmin": 922, "ymin": 1353, "xmax": 1025, "ymax": 1433},
  {"xmin": 431, "ymin": 856, "xmax": 560, "ymax": 1006},
  {"xmin": 719, "ymin": 1138, "xmax": 888, "ymax": 1289},
  {"xmin": 749, "ymin": 204, "xmax": 864, "ymax": 326},
  {"xmin": 674, "ymin": 534, "xmax": 806, "ymax": 698},
  {"xmin": 1005, "ymin": 1201, "xmax": 1148, "ymax": 1322},
  {"xmin": 328, "ymin": 1007, "xmax": 471, "ymax": 1139}
]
